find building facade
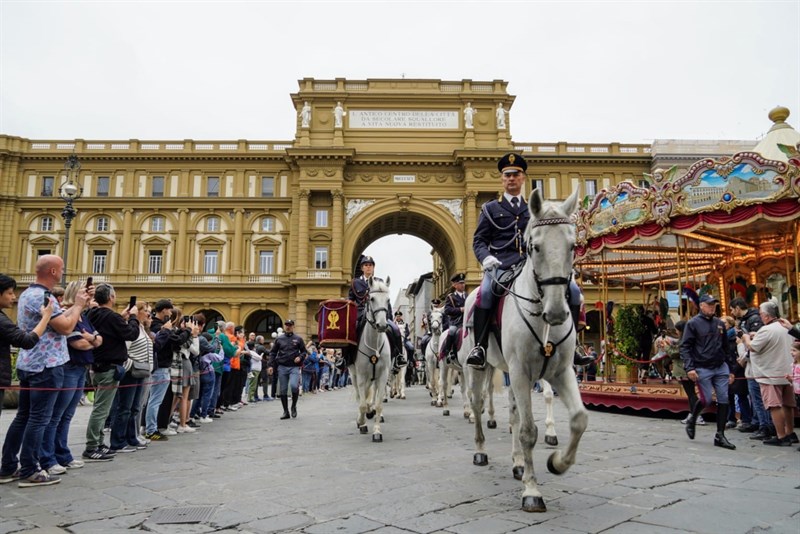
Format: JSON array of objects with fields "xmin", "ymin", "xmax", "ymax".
[{"xmin": 0, "ymin": 78, "xmax": 654, "ymax": 338}]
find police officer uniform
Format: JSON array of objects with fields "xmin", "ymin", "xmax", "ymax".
[
  {"xmin": 468, "ymin": 153, "xmax": 530, "ymax": 368},
  {"xmin": 440, "ymin": 273, "xmax": 466, "ymax": 361},
  {"xmin": 267, "ymin": 319, "xmax": 307, "ymax": 419},
  {"xmin": 418, "ymin": 298, "xmax": 441, "ymax": 358}
]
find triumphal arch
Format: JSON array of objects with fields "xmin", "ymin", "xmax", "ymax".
[{"xmin": 0, "ymin": 78, "xmax": 650, "ymax": 338}]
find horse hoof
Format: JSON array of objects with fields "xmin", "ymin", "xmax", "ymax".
[
  {"xmin": 473, "ymin": 453, "xmax": 488, "ymax": 466},
  {"xmin": 366, "ymin": 410, "xmax": 375, "ymax": 420},
  {"xmin": 436, "ymin": 401, "xmax": 442, "ymax": 408},
  {"xmin": 463, "ymin": 412, "xmax": 470, "ymax": 420},
  {"xmin": 512, "ymin": 466, "xmax": 524, "ymax": 480},
  {"xmin": 547, "ymin": 453, "xmax": 565, "ymax": 475},
  {"xmin": 383, "ymin": 398, "xmax": 388, "ymax": 403},
  {"xmin": 545, "ymin": 435, "xmax": 558, "ymax": 446},
  {"xmin": 380, "ymin": 416, "xmax": 385, "ymax": 423},
  {"xmin": 443, "ymin": 410, "xmax": 450, "ymax": 416},
  {"xmin": 372, "ymin": 434, "xmax": 383, "ymax": 443},
  {"xmin": 487, "ymin": 420, "xmax": 497, "ymax": 429},
  {"xmin": 400, "ymin": 395, "xmax": 405, "ymax": 399},
  {"xmin": 430, "ymin": 400, "xmax": 436, "ymax": 406},
  {"xmin": 522, "ymin": 496, "xmax": 547, "ymax": 513},
  {"xmin": 359, "ymin": 426, "xmax": 368, "ymax": 434}
]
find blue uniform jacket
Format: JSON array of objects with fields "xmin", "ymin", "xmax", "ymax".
[
  {"xmin": 444, "ymin": 292, "xmax": 466, "ymax": 329},
  {"xmin": 473, "ymin": 197, "xmax": 530, "ymax": 269}
]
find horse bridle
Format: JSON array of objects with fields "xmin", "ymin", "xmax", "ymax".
[
  {"xmin": 529, "ymin": 216, "xmax": 574, "ymax": 301},
  {"xmin": 365, "ymin": 290, "xmax": 390, "ymax": 331}
]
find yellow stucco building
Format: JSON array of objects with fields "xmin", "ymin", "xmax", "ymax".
[{"xmin": 0, "ymin": 78, "xmax": 651, "ymax": 338}]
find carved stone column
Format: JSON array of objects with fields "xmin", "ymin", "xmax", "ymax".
[
  {"xmin": 465, "ymin": 190, "xmax": 478, "ymax": 281},
  {"xmin": 174, "ymin": 208, "xmax": 189, "ymax": 275},
  {"xmin": 118, "ymin": 208, "xmax": 134, "ymax": 275},
  {"xmin": 296, "ymin": 299, "xmax": 308, "ymax": 339},
  {"xmin": 297, "ymin": 189, "xmax": 310, "ymax": 273},
  {"xmin": 230, "ymin": 303, "xmax": 241, "ymax": 324},
  {"xmin": 231, "ymin": 208, "xmax": 244, "ymax": 275},
  {"xmin": 332, "ymin": 188, "xmax": 343, "ymax": 277}
]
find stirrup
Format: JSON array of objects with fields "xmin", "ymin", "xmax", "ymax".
[{"xmin": 467, "ymin": 346, "xmax": 486, "ymax": 369}]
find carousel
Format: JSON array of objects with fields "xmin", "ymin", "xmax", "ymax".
[{"xmin": 573, "ymin": 106, "xmax": 800, "ymax": 413}]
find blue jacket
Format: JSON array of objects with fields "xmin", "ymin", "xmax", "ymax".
[
  {"xmin": 680, "ymin": 313, "xmax": 733, "ymax": 371},
  {"xmin": 473, "ymin": 197, "xmax": 530, "ymax": 269}
]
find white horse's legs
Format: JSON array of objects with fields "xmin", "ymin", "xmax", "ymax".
[
  {"xmin": 458, "ymin": 370, "xmax": 470, "ymax": 419},
  {"xmin": 398, "ymin": 366, "xmax": 406, "ymax": 399},
  {"xmin": 437, "ymin": 362, "xmax": 450, "ymax": 410},
  {"xmin": 469, "ymin": 365, "xmax": 492, "ymax": 465},
  {"xmin": 509, "ymin": 370, "xmax": 546, "ymax": 512},
  {"xmin": 545, "ymin": 369, "xmax": 588, "ymax": 475},
  {"xmin": 507, "ymin": 384, "xmax": 523, "ymax": 480},
  {"xmin": 540, "ymin": 380, "xmax": 558, "ymax": 446}
]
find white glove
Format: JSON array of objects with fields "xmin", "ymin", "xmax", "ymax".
[{"xmin": 482, "ymin": 255, "xmax": 502, "ymax": 271}]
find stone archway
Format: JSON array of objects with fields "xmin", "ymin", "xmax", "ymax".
[
  {"xmin": 343, "ymin": 197, "xmax": 467, "ymax": 281},
  {"xmin": 245, "ymin": 309, "xmax": 283, "ymax": 337},
  {"xmin": 195, "ymin": 308, "xmax": 225, "ymax": 329}
]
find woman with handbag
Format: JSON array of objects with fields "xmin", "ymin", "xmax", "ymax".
[{"xmin": 109, "ymin": 302, "xmax": 153, "ymax": 453}]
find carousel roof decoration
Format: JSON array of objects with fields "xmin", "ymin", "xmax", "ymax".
[{"xmin": 575, "ymin": 106, "xmax": 800, "ymax": 289}]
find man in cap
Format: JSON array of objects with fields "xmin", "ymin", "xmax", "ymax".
[
  {"xmin": 344, "ymin": 255, "xmax": 405, "ymax": 368},
  {"xmin": 440, "ymin": 273, "xmax": 467, "ymax": 362},
  {"xmin": 680, "ymin": 294, "xmax": 737, "ymax": 450},
  {"xmin": 468, "ymin": 152, "xmax": 530, "ymax": 369},
  {"xmin": 267, "ymin": 319, "xmax": 307, "ymax": 420},
  {"xmin": 417, "ymin": 298, "xmax": 441, "ymax": 359}
]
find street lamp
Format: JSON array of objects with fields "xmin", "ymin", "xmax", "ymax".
[{"xmin": 58, "ymin": 153, "xmax": 83, "ymax": 286}]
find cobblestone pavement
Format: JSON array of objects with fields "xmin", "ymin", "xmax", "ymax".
[{"xmin": 1, "ymin": 384, "xmax": 798, "ymax": 533}]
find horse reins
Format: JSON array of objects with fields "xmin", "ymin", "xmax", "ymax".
[{"xmin": 361, "ymin": 293, "xmax": 389, "ymax": 381}]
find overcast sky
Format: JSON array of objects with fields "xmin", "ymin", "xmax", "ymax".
[{"xmin": 2, "ymin": 1, "xmax": 798, "ymax": 301}]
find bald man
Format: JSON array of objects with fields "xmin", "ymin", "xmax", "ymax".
[{"xmin": 1, "ymin": 255, "xmax": 92, "ymax": 486}]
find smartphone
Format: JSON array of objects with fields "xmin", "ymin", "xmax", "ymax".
[
  {"xmin": 43, "ymin": 290, "xmax": 52, "ymax": 307},
  {"xmin": 85, "ymin": 276, "xmax": 93, "ymax": 289},
  {"xmin": 128, "ymin": 295, "xmax": 136, "ymax": 310}
]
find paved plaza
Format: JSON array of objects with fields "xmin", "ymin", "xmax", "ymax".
[{"xmin": 0, "ymin": 383, "xmax": 798, "ymax": 534}]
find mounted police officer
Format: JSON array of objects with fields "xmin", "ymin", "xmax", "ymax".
[
  {"xmin": 440, "ymin": 272, "xmax": 466, "ymax": 362},
  {"xmin": 344, "ymin": 255, "xmax": 406, "ymax": 369},
  {"xmin": 417, "ymin": 297, "xmax": 441, "ymax": 359},
  {"xmin": 468, "ymin": 152, "xmax": 594, "ymax": 369}
]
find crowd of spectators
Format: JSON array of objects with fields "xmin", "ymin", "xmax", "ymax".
[{"xmin": 0, "ymin": 259, "xmax": 352, "ymax": 487}]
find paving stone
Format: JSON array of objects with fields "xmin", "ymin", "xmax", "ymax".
[
  {"xmin": 65, "ymin": 512, "xmax": 148, "ymax": 533},
  {"xmin": 303, "ymin": 515, "xmax": 384, "ymax": 534},
  {"xmin": 393, "ymin": 512, "xmax": 469, "ymax": 533},
  {"xmin": 138, "ymin": 521, "xmax": 216, "ymax": 534},
  {"xmin": 0, "ymin": 518, "xmax": 34, "ymax": 534},
  {"xmin": 600, "ymin": 521, "xmax": 686, "ymax": 533},
  {"xmin": 537, "ymin": 502, "xmax": 644, "ymax": 533},
  {"xmin": 243, "ymin": 513, "xmax": 315, "ymax": 533},
  {"xmin": 443, "ymin": 516, "xmax": 528, "ymax": 534}
]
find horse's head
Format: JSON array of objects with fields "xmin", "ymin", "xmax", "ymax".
[
  {"xmin": 366, "ymin": 276, "xmax": 391, "ymax": 333},
  {"xmin": 428, "ymin": 307, "xmax": 444, "ymax": 335},
  {"xmin": 525, "ymin": 188, "xmax": 580, "ymax": 326}
]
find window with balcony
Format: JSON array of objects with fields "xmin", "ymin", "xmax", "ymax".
[
  {"xmin": 95, "ymin": 216, "xmax": 109, "ymax": 232},
  {"xmin": 39, "ymin": 216, "xmax": 54, "ymax": 232},
  {"xmin": 152, "ymin": 176, "xmax": 165, "ymax": 197},
  {"xmin": 532, "ymin": 179, "xmax": 544, "ymax": 193},
  {"xmin": 92, "ymin": 250, "xmax": 107, "ymax": 274},
  {"xmin": 206, "ymin": 216, "xmax": 220, "ymax": 232},
  {"xmin": 203, "ymin": 250, "xmax": 219, "ymax": 274},
  {"xmin": 150, "ymin": 216, "xmax": 165, "ymax": 232},
  {"xmin": 261, "ymin": 176, "xmax": 274, "ymax": 198},
  {"xmin": 207, "ymin": 176, "xmax": 220, "ymax": 197},
  {"xmin": 96, "ymin": 176, "xmax": 110, "ymax": 197},
  {"xmin": 41, "ymin": 176, "xmax": 54, "ymax": 197},
  {"xmin": 315, "ymin": 209, "xmax": 328, "ymax": 228},
  {"xmin": 314, "ymin": 247, "xmax": 328, "ymax": 269},
  {"xmin": 148, "ymin": 250, "xmax": 163, "ymax": 274},
  {"xmin": 259, "ymin": 251, "xmax": 274, "ymax": 275}
]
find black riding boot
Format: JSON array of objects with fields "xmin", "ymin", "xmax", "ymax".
[
  {"xmin": 714, "ymin": 404, "xmax": 735, "ymax": 449},
  {"xmin": 279, "ymin": 395, "xmax": 290, "ymax": 420},
  {"xmin": 290, "ymin": 392, "xmax": 298, "ymax": 418},
  {"xmin": 685, "ymin": 401, "xmax": 704, "ymax": 440},
  {"xmin": 467, "ymin": 307, "xmax": 492, "ymax": 369},
  {"xmin": 389, "ymin": 328, "xmax": 406, "ymax": 367}
]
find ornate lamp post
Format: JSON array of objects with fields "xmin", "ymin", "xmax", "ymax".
[{"xmin": 58, "ymin": 153, "xmax": 83, "ymax": 286}]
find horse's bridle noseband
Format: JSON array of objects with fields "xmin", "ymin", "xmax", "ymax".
[
  {"xmin": 528, "ymin": 216, "xmax": 574, "ymax": 301},
  {"xmin": 366, "ymin": 292, "xmax": 389, "ymax": 331}
]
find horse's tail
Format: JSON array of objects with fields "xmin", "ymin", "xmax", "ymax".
[{"xmin": 492, "ymin": 368, "xmax": 504, "ymax": 395}]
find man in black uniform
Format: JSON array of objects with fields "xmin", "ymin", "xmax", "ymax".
[
  {"xmin": 345, "ymin": 255, "xmax": 405, "ymax": 368},
  {"xmin": 417, "ymin": 297, "xmax": 441, "ymax": 359},
  {"xmin": 267, "ymin": 320, "xmax": 307, "ymax": 420},
  {"xmin": 468, "ymin": 152, "xmax": 593, "ymax": 369},
  {"xmin": 440, "ymin": 273, "xmax": 466, "ymax": 362}
]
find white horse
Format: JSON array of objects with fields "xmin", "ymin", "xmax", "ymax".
[
  {"xmin": 462, "ymin": 188, "xmax": 587, "ymax": 513},
  {"xmin": 348, "ymin": 277, "xmax": 392, "ymax": 442},
  {"xmin": 424, "ymin": 308, "xmax": 444, "ymax": 404},
  {"xmin": 437, "ymin": 330, "xmax": 470, "ymax": 419}
]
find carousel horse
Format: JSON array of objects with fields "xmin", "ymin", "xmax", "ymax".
[
  {"xmin": 348, "ymin": 277, "xmax": 392, "ymax": 442},
  {"xmin": 424, "ymin": 307, "xmax": 444, "ymax": 404},
  {"xmin": 461, "ymin": 188, "xmax": 587, "ymax": 513}
]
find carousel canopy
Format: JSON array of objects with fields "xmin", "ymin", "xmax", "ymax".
[{"xmin": 575, "ymin": 107, "xmax": 800, "ymax": 290}]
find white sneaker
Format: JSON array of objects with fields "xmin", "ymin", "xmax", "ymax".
[
  {"xmin": 696, "ymin": 415, "xmax": 706, "ymax": 426},
  {"xmin": 199, "ymin": 417, "xmax": 213, "ymax": 424},
  {"xmin": 176, "ymin": 425, "xmax": 196, "ymax": 433},
  {"xmin": 161, "ymin": 428, "xmax": 177, "ymax": 436},
  {"xmin": 66, "ymin": 459, "xmax": 84, "ymax": 469},
  {"xmin": 48, "ymin": 464, "xmax": 67, "ymax": 475},
  {"xmin": 228, "ymin": 405, "xmax": 239, "ymax": 411}
]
